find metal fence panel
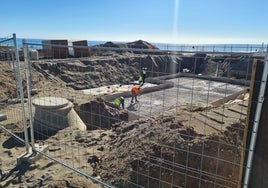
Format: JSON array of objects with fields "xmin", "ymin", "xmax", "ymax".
[{"xmin": 1, "ymin": 37, "xmax": 266, "ymax": 187}]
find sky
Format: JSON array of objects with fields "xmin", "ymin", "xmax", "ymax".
[{"xmin": 1, "ymin": 0, "xmax": 268, "ymax": 44}]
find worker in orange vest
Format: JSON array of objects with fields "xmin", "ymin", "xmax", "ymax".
[{"xmin": 131, "ymin": 86, "xmax": 141, "ymax": 103}]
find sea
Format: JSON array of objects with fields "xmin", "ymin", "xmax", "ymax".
[{"xmin": 8, "ymin": 38, "xmax": 268, "ymax": 53}]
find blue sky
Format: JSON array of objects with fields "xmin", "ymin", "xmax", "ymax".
[{"xmin": 1, "ymin": 0, "xmax": 267, "ymax": 44}]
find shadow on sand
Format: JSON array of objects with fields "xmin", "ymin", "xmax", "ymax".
[{"xmin": 0, "ymin": 161, "xmax": 34, "ymax": 187}]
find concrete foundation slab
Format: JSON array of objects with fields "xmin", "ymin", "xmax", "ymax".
[
  {"xmin": 82, "ymin": 82, "xmax": 156, "ymax": 96},
  {"xmin": 124, "ymin": 78, "xmax": 247, "ymax": 117}
]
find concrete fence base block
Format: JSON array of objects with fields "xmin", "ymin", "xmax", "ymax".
[
  {"xmin": 17, "ymin": 144, "xmax": 49, "ymax": 165},
  {"xmin": 0, "ymin": 114, "xmax": 7, "ymax": 121}
]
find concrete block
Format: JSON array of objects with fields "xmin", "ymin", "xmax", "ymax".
[
  {"xmin": 0, "ymin": 114, "xmax": 7, "ymax": 121},
  {"xmin": 17, "ymin": 144, "xmax": 49, "ymax": 165}
]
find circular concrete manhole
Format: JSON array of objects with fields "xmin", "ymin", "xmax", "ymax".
[{"xmin": 32, "ymin": 97, "xmax": 69, "ymax": 109}]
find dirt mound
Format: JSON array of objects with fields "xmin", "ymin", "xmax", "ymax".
[
  {"xmin": 0, "ymin": 63, "xmax": 17, "ymax": 103},
  {"xmin": 94, "ymin": 108, "xmax": 245, "ymax": 187},
  {"xmin": 30, "ymin": 53, "xmax": 252, "ymax": 91},
  {"xmin": 75, "ymin": 98, "xmax": 128, "ymax": 130},
  {"xmin": 0, "ymin": 52, "xmax": 253, "ymax": 100},
  {"xmin": 126, "ymin": 40, "xmax": 158, "ymax": 49},
  {"xmin": 0, "ymin": 51, "xmax": 251, "ymax": 187},
  {"xmin": 96, "ymin": 40, "xmax": 158, "ymax": 50}
]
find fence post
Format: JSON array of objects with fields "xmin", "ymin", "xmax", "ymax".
[
  {"xmin": 13, "ymin": 33, "xmax": 30, "ymax": 153},
  {"xmin": 243, "ymin": 55, "xmax": 268, "ymax": 187},
  {"xmin": 23, "ymin": 39, "xmax": 35, "ymax": 148}
]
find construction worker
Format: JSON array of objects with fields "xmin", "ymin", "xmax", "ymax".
[
  {"xmin": 138, "ymin": 67, "xmax": 147, "ymax": 86},
  {"xmin": 138, "ymin": 75, "xmax": 143, "ymax": 86},
  {"xmin": 131, "ymin": 86, "xmax": 141, "ymax": 103},
  {"xmin": 113, "ymin": 96, "xmax": 124, "ymax": 109}
]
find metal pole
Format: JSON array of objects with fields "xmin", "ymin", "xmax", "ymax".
[
  {"xmin": 13, "ymin": 33, "xmax": 30, "ymax": 153},
  {"xmin": 243, "ymin": 55, "xmax": 268, "ymax": 187},
  {"xmin": 10, "ymin": 50, "xmax": 20, "ymax": 98},
  {"xmin": 0, "ymin": 125, "xmax": 25, "ymax": 144},
  {"xmin": 23, "ymin": 39, "xmax": 35, "ymax": 147}
]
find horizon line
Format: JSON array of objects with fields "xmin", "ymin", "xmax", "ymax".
[{"xmin": 12, "ymin": 37, "xmax": 267, "ymax": 46}]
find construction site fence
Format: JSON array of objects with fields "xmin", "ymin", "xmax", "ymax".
[{"xmin": 0, "ymin": 36, "xmax": 267, "ymax": 188}]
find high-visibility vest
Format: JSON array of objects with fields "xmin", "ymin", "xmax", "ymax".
[
  {"xmin": 114, "ymin": 98, "xmax": 121, "ymax": 106},
  {"xmin": 138, "ymin": 76, "xmax": 143, "ymax": 82},
  {"xmin": 131, "ymin": 86, "xmax": 140, "ymax": 95}
]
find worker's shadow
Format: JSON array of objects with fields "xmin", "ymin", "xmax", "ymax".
[
  {"xmin": 2, "ymin": 132, "xmax": 25, "ymax": 149},
  {"xmin": 127, "ymin": 103, "xmax": 137, "ymax": 111},
  {"xmin": 0, "ymin": 161, "xmax": 35, "ymax": 186}
]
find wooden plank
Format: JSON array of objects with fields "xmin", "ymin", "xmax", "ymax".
[
  {"xmin": 237, "ymin": 59, "xmax": 261, "ymax": 187},
  {"xmin": 249, "ymin": 60, "xmax": 268, "ymax": 187},
  {"xmin": 237, "ymin": 58, "xmax": 268, "ymax": 187}
]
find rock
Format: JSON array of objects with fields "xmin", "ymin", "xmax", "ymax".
[
  {"xmin": 88, "ymin": 155, "xmax": 99, "ymax": 164},
  {"xmin": 97, "ymin": 146, "xmax": 104, "ymax": 151}
]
